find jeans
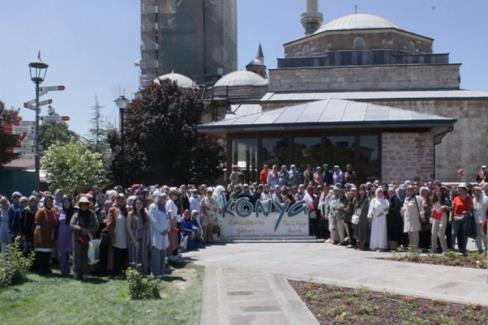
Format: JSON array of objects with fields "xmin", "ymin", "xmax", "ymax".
[
  {"xmin": 151, "ymin": 247, "xmax": 166, "ymax": 278},
  {"xmin": 452, "ymin": 219, "xmax": 468, "ymax": 253}
]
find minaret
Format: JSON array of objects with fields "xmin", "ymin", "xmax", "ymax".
[
  {"xmin": 246, "ymin": 44, "xmax": 267, "ymax": 78},
  {"xmin": 300, "ymin": 0, "xmax": 323, "ymax": 35}
]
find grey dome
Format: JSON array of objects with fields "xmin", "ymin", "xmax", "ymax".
[
  {"xmin": 214, "ymin": 70, "xmax": 268, "ymax": 87},
  {"xmin": 154, "ymin": 72, "xmax": 195, "ymax": 88},
  {"xmin": 315, "ymin": 13, "xmax": 398, "ymax": 34}
]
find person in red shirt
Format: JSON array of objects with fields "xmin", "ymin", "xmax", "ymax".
[
  {"xmin": 450, "ymin": 183, "xmax": 473, "ymax": 255},
  {"xmin": 259, "ymin": 164, "xmax": 269, "ymax": 185}
]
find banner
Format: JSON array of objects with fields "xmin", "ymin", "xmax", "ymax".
[{"xmin": 218, "ymin": 197, "xmax": 309, "ymax": 238}]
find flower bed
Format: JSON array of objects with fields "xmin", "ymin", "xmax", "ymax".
[
  {"xmin": 291, "ymin": 280, "xmax": 488, "ymax": 324},
  {"xmin": 390, "ymin": 251, "xmax": 487, "ymax": 269}
]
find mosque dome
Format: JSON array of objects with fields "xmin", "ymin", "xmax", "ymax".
[
  {"xmin": 154, "ymin": 72, "xmax": 195, "ymax": 88},
  {"xmin": 214, "ymin": 70, "xmax": 268, "ymax": 87},
  {"xmin": 314, "ymin": 13, "xmax": 398, "ymax": 34},
  {"xmin": 247, "ymin": 57, "xmax": 264, "ymax": 66}
]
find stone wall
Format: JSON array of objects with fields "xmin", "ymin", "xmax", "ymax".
[
  {"xmin": 284, "ymin": 29, "xmax": 433, "ymax": 57},
  {"xmin": 269, "ymin": 64, "xmax": 460, "ymax": 92},
  {"xmin": 370, "ymin": 98, "xmax": 488, "ymax": 182},
  {"xmin": 382, "ymin": 132, "xmax": 435, "ymax": 183}
]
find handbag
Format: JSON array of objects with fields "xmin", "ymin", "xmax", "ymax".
[
  {"xmin": 351, "ymin": 208, "xmax": 361, "ymax": 225},
  {"xmin": 88, "ymin": 238, "xmax": 101, "ymax": 265}
]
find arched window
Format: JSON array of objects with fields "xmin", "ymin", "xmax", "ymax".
[
  {"xmin": 353, "ymin": 37, "xmax": 366, "ymax": 50},
  {"xmin": 408, "ymin": 41, "xmax": 416, "ymax": 53}
]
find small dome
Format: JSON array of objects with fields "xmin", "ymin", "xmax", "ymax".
[
  {"xmin": 214, "ymin": 70, "xmax": 268, "ymax": 87},
  {"xmin": 315, "ymin": 13, "xmax": 398, "ymax": 34},
  {"xmin": 154, "ymin": 72, "xmax": 195, "ymax": 88},
  {"xmin": 247, "ymin": 58, "xmax": 264, "ymax": 66}
]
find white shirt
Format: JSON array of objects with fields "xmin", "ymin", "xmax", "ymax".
[
  {"xmin": 189, "ymin": 196, "xmax": 201, "ymax": 214},
  {"xmin": 166, "ymin": 199, "xmax": 179, "ymax": 222},
  {"xmin": 149, "ymin": 203, "xmax": 170, "ymax": 250},
  {"xmin": 114, "ymin": 212, "xmax": 128, "ymax": 249}
]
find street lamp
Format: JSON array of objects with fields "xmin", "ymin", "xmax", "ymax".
[
  {"xmin": 29, "ymin": 51, "xmax": 48, "ymax": 190},
  {"xmin": 115, "ymin": 95, "xmax": 129, "ymax": 187}
]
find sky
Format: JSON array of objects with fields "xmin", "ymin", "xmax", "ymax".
[{"xmin": 0, "ymin": 0, "xmax": 487, "ymax": 136}]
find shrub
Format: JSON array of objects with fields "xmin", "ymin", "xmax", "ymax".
[
  {"xmin": 0, "ymin": 241, "xmax": 34, "ymax": 288},
  {"xmin": 126, "ymin": 266, "xmax": 161, "ymax": 300}
]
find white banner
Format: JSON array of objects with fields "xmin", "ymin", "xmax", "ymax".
[{"xmin": 218, "ymin": 198, "xmax": 309, "ymax": 238}]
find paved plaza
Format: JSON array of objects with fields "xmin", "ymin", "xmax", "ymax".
[{"xmin": 183, "ymin": 243, "xmax": 488, "ymax": 325}]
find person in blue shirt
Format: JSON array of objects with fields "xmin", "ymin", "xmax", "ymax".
[{"xmin": 8, "ymin": 192, "xmax": 22, "ymax": 242}]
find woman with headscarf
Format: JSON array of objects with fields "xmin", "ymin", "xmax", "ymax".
[
  {"xmin": 386, "ymin": 186, "xmax": 403, "ymax": 250},
  {"xmin": 0, "ymin": 197, "xmax": 10, "ymax": 253},
  {"xmin": 56, "ymin": 196, "xmax": 75, "ymax": 276},
  {"xmin": 401, "ymin": 185, "xmax": 422, "ymax": 250},
  {"xmin": 149, "ymin": 192, "xmax": 170, "ymax": 279},
  {"xmin": 472, "ymin": 186, "xmax": 487, "ymax": 252},
  {"xmin": 327, "ymin": 186, "xmax": 347, "ymax": 244},
  {"xmin": 33, "ymin": 195, "xmax": 57, "ymax": 274},
  {"xmin": 368, "ymin": 188, "xmax": 389, "ymax": 251},
  {"xmin": 70, "ymin": 196, "xmax": 98, "ymax": 281},
  {"xmin": 20, "ymin": 196, "xmax": 38, "ymax": 255},
  {"xmin": 354, "ymin": 184, "xmax": 370, "ymax": 250},
  {"xmin": 419, "ymin": 187, "xmax": 432, "ymax": 250},
  {"xmin": 201, "ymin": 188, "xmax": 219, "ymax": 244}
]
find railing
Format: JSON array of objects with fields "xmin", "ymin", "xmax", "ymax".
[{"xmin": 278, "ymin": 50, "xmax": 449, "ymax": 68}]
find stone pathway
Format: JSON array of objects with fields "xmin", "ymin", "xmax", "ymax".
[{"xmin": 183, "ymin": 243, "xmax": 488, "ymax": 325}]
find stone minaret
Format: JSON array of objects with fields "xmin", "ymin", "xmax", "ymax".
[
  {"xmin": 246, "ymin": 44, "xmax": 267, "ymax": 78},
  {"xmin": 300, "ymin": 0, "xmax": 323, "ymax": 35}
]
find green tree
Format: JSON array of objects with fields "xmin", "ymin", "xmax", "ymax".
[
  {"xmin": 108, "ymin": 80, "xmax": 224, "ymax": 185},
  {"xmin": 0, "ymin": 101, "xmax": 21, "ymax": 168},
  {"xmin": 87, "ymin": 95, "xmax": 111, "ymax": 154},
  {"xmin": 41, "ymin": 141, "xmax": 103, "ymax": 195},
  {"xmin": 40, "ymin": 106, "xmax": 79, "ymax": 152}
]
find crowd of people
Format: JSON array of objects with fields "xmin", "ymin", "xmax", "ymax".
[
  {"xmin": 0, "ymin": 184, "xmax": 221, "ymax": 280},
  {"xmin": 230, "ymin": 163, "xmax": 488, "ymax": 254},
  {"xmin": 0, "ymin": 163, "xmax": 487, "ymax": 280}
]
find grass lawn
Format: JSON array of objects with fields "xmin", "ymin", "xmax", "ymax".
[
  {"xmin": 0, "ymin": 263, "xmax": 204, "ymax": 325},
  {"xmin": 390, "ymin": 250, "xmax": 487, "ymax": 269},
  {"xmin": 291, "ymin": 281, "xmax": 488, "ymax": 325}
]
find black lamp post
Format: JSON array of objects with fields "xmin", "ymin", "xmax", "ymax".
[
  {"xmin": 29, "ymin": 51, "xmax": 48, "ymax": 190},
  {"xmin": 114, "ymin": 95, "xmax": 129, "ymax": 187}
]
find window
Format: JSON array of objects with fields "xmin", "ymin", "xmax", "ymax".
[
  {"xmin": 293, "ymin": 137, "xmax": 321, "ymax": 170},
  {"xmin": 232, "ymin": 139, "xmax": 257, "ymax": 183},
  {"xmin": 358, "ymin": 135, "xmax": 380, "ymax": 182},
  {"xmin": 353, "ymin": 37, "xmax": 366, "ymax": 50},
  {"xmin": 324, "ymin": 136, "xmax": 355, "ymax": 169},
  {"xmin": 261, "ymin": 138, "xmax": 287, "ymax": 167}
]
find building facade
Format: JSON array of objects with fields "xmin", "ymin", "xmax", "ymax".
[
  {"xmin": 140, "ymin": 0, "xmax": 237, "ymax": 86},
  {"xmin": 197, "ymin": 0, "xmax": 488, "ymax": 184}
]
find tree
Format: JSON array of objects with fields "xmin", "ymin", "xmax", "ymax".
[
  {"xmin": 0, "ymin": 101, "xmax": 21, "ymax": 168},
  {"xmin": 108, "ymin": 80, "xmax": 224, "ymax": 185},
  {"xmin": 87, "ymin": 95, "xmax": 110, "ymax": 154},
  {"xmin": 41, "ymin": 141, "xmax": 103, "ymax": 196},
  {"xmin": 39, "ymin": 105, "xmax": 79, "ymax": 152}
]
